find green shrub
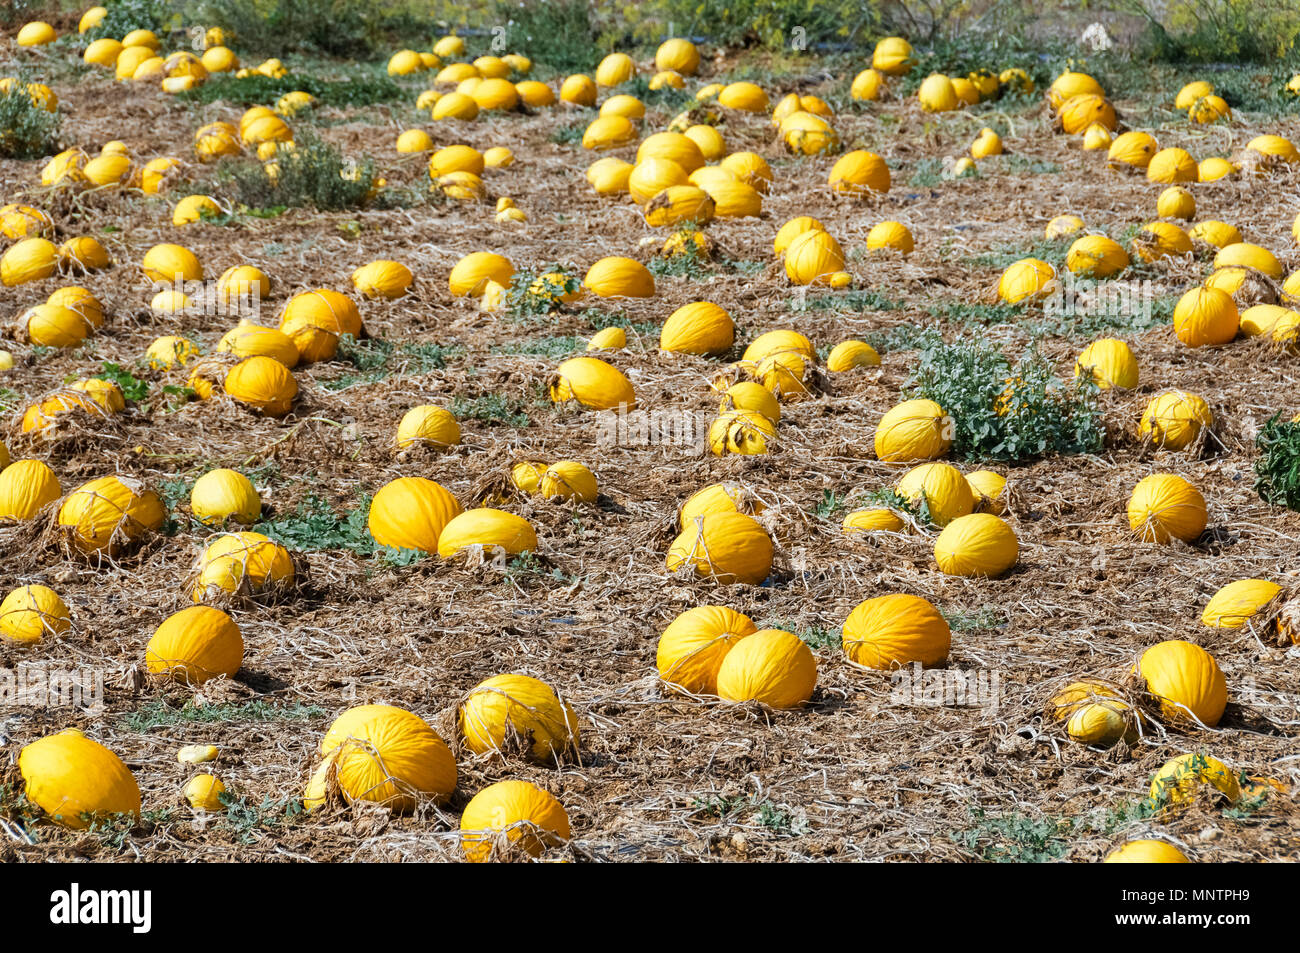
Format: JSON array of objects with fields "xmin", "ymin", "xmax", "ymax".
[
  {"xmin": 906, "ymin": 337, "xmax": 1102, "ymax": 463},
  {"xmin": 84, "ymin": 0, "xmax": 178, "ymax": 40},
  {"xmin": 1127, "ymin": 0, "xmax": 1300, "ymax": 62},
  {"xmin": 504, "ymin": 264, "xmax": 581, "ymax": 319},
  {"xmin": 1254, "ymin": 414, "xmax": 1300, "ymax": 511},
  {"xmin": 0, "ymin": 87, "xmax": 59, "ymax": 159},
  {"xmin": 222, "ymin": 134, "xmax": 378, "ymax": 211},
  {"xmin": 189, "ymin": 0, "xmax": 434, "ymax": 57},
  {"xmin": 492, "ymin": 0, "xmax": 597, "ymax": 73},
  {"xmin": 0, "ymin": 86, "xmax": 61, "ymax": 160}
]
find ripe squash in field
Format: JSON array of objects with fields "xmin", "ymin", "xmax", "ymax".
[
  {"xmin": 829, "ymin": 150, "xmax": 890, "ymax": 195},
  {"xmin": 866, "ymin": 221, "xmax": 912, "ymax": 254},
  {"xmin": 1066, "ymin": 699, "xmax": 1137, "ymax": 747},
  {"xmin": 873, "ymin": 36, "xmax": 913, "ymax": 75},
  {"xmin": 1104, "ymin": 840, "xmax": 1189, "ymax": 863},
  {"xmin": 657, "ymin": 37, "xmax": 700, "ymax": 75},
  {"xmin": 0, "ymin": 585, "xmax": 71, "ymax": 644},
  {"xmin": 716, "ymin": 629, "xmax": 817, "ymax": 709},
  {"xmin": 1075, "ymin": 338, "xmax": 1138, "ymax": 389},
  {"xmin": 1128, "ymin": 474, "xmax": 1206, "ymax": 544},
  {"xmin": 720, "ymin": 381, "xmax": 780, "ymax": 424},
  {"xmin": 660, "ymin": 301, "xmax": 734, "ymax": 356},
  {"xmin": 1139, "ymin": 390, "xmax": 1212, "ymax": 450},
  {"xmin": 459, "ymin": 673, "xmax": 579, "ymax": 761},
  {"xmin": 57, "ymin": 476, "xmax": 165, "ymax": 556},
  {"xmin": 352, "ymin": 260, "xmax": 412, "ymax": 299},
  {"xmin": 1147, "ymin": 147, "xmax": 1197, "ymax": 183},
  {"xmin": 368, "ymin": 477, "xmax": 462, "ymax": 553},
  {"xmin": 874, "ymin": 399, "xmax": 951, "ymax": 463},
  {"xmin": 667, "ymin": 513, "xmax": 773, "ymax": 585},
  {"xmin": 540, "ymin": 461, "xmax": 598, "ymax": 503},
  {"xmin": 1065, "ymin": 235, "xmax": 1129, "ymax": 278},
  {"xmin": 842, "ymin": 593, "xmax": 950, "ymax": 669},
  {"xmin": 998, "ymin": 258, "xmax": 1056, "ymax": 303},
  {"xmin": 185, "ymin": 774, "xmax": 228, "ymax": 811},
  {"xmin": 896, "ymin": 463, "xmax": 974, "ymax": 527},
  {"xmin": 1214, "ymin": 242, "xmax": 1282, "ymax": 279},
  {"xmin": 679, "ymin": 483, "xmax": 765, "ymax": 530},
  {"xmin": 645, "ymin": 185, "xmax": 715, "ymax": 227},
  {"xmin": 219, "ymin": 323, "xmax": 299, "ymax": 367},
  {"xmin": 584, "ymin": 257, "xmax": 654, "ymax": 298},
  {"xmin": 843, "ymin": 508, "xmax": 905, "ymax": 533},
  {"xmin": 147, "ymin": 335, "xmax": 200, "ymax": 369},
  {"xmin": 851, "ymin": 68, "xmax": 883, "ymax": 100},
  {"xmin": 191, "ymin": 468, "xmax": 260, "ymax": 525},
  {"xmin": 396, "ymin": 406, "xmax": 460, "ymax": 450},
  {"xmin": 826, "ymin": 340, "xmax": 880, "ymax": 372},
  {"xmin": 708, "ymin": 410, "xmax": 777, "ymax": 456},
  {"xmin": 146, "ymin": 605, "xmax": 244, "ymax": 684},
  {"xmin": 587, "ymin": 157, "xmax": 633, "ymax": 195},
  {"xmin": 1136, "ymin": 640, "xmax": 1226, "ymax": 726},
  {"xmin": 191, "ymin": 532, "xmax": 293, "ymax": 602},
  {"xmin": 449, "ymin": 252, "xmax": 514, "ymax": 297},
  {"xmin": 583, "ymin": 114, "xmax": 637, "ymax": 150},
  {"xmin": 550, "ymin": 357, "xmax": 636, "ymax": 410},
  {"xmin": 773, "ymin": 217, "xmax": 825, "ymax": 257},
  {"xmin": 0, "ymin": 459, "xmax": 61, "ymax": 521},
  {"xmin": 1173, "ymin": 287, "xmax": 1237, "ymax": 347},
  {"xmin": 1149, "ymin": 753, "xmax": 1238, "ymax": 809},
  {"xmin": 933, "ymin": 513, "xmax": 1019, "ymax": 577},
  {"xmin": 918, "ymin": 74, "xmax": 958, "ymax": 112},
  {"xmin": 628, "ymin": 157, "xmax": 688, "ymax": 204},
  {"xmin": 785, "ymin": 229, "xmax": 844, "ymax": 285},
  {"xmin": 1201, "ymin": 579, "xmax": 1281, "ymax": 629},
  {"xmin": 223, "ymin": 357, "xmax": 297, "ymax": 416},
  {"xmin": 437, "ymin": 508, "xmax": 538, "ymax": 559},
  {"xmin": 1048, "ymin": 71, "xmax": 1104, "ymax": 109},
  {"xmin": 460, "ymin": 780, "xmax": 570, "ymax": 863},
  {"xmin": 19, "ymin": 730, "xmax": 140, "ymax": 829},
  {"xmin": 719, "ymin": 151, "xmax": 773, "ymax": 192},
  {"xmin": 1157, "ymin": 186, "xmax": 1195, "ymax": 220},
  {"xmin": 141, "ymin": 243, "xmax": 202, "ymax": 283},
  {"xmin": 657, "ymin": 605, "xmax": 757, "ymax": 694},
  {"xmin": 596, "ymin": 51, "xmax": 635, "ymax": 87},
  {"xmin": 315, "ymin": 705, "xmax": 457, "ymax": 811},
  {"xmin": 1, "ymin": 237, "xmax": 60, "ymax": 286}
]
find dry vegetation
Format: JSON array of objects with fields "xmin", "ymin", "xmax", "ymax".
[{"xmin": 1, "ymin": 16, "xmax": 1299, "ymax": 863}]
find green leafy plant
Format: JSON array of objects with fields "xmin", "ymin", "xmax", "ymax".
[
  {"xmin": 92, "ymin": 362, "xmax": 149, "ymax": 402},
  {"xmin": 223, "ymin": 133, "xmax": 378, "ymax": 211},
  {"xmin": 504, "ymin": 264, "xmax": 581, "ymax": 319},
  {"xmin": 0, "ymin": 86, "xmax": 61, "ymax": 160},
  {"xmin": 450, "ymin": 393, "xmax": 532, "ymax": 428},
  {"xmin": 906, "ymin": 338, "xmax": 1102, "ymax": 463},
  {"xmin": 1254, "ymin": 413, "xmax": 1300, "ymax": 511},
  {"xmin": 951, "ymin": 808, "xmax": 1074, "ymax": 863},
  {"xmin": 492, "ymin": 0, "xmax": 596, "ymax": 73},
  {"xmin": 254, "ymin": 492, "xmax": 374, "ymax": 554},
  {"xmin": 179, "ymin": 73, "xmax": 403, "ymax": 108}
]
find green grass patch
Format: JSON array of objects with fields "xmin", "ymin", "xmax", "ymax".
[
  {"xmin": 450, "ymin": 393, "xmax": 532, "ymax": 428},
  {"xmin": 1254, "ymin": 413, "xmax": 1300, "ymax": 511},
  {"xmin": 951, "ymin": 808, "xmax": 1073, "ymax": 863},
  {"xmin": 321, "ymin": 336, "xmax": 456, "ymax": 390},
  {"xmin": 254, "ymin": 492, "xmax": 373, "ymax": 553},
  {"xmin": 120, "ymin": 699, "xmax": 329, "ymax": 732}
]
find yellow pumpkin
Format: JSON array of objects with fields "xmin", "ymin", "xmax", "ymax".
[
  {"xmin": 0, "ymin": 585, "xmax": 71, "ymax": 644},
  {"xmin": 218, "ymin": 323, "xmax": 299, "ymax": 367},
  {"xmin": 437, "ymin": 508, "xmax": 538, "ymax": 559},
  {"xmin": 459, "ymin": 673, "xmax": 579, "ymax": 762},
  {"xmin": 1188, "ymin": 220, "xmax": 1242, "ymax": 249},
  {"xmin": 191, "ymin": 469, "xmax": 261, "ymax": 525},
  {"xmin": 1201, "ymin": 579, "xmax": 1281, "ymax": 629},
  {"xmin": 540, "ymin": 461, "xmax": 598, "ymax": 503},
  {"xmin": 223, "ymin": 356, "xmax": 297, "ymax": 416},
  {"xmin": 583, "ymin": 257, "xmax": 654, "ymax": 298},
  {"xmin": 896, "ymin": 463, "xmax": 975, "ymax": 526},
  {"xmin": 583, "ymin": 114, "xmax": 637, "ymax": 150},
  {"xmin": 146, "ymin": 605, "xmax": 244, "ymax": 684},
  {"xmin": 550, "ymin": 356, "xmax": 636, "ymax": 410},
  {"xmin": 368, "ymin": 477, "xmax": 462, "ymax": 552},
  {"xmin": 57, "ymin": 476, "xmax": 165, "ymax": 556},
  {"xmin": 785, "ymin": 229, "xmax": 844, "ymax": 285},
  {"xmin": 679, "ymin": 484, "xmax": 765, "ymax": 530},
  {"xmin": 656, "ymin": 38, "xmax": 700, "ymax": 75},
  {"xmin": 1147, "ymin": 147, "xmax": 1198, "ymax": 183},
  {"xmin": 843, "ymin": 508, "xmax": 905, "ymax": 533},
  {"xmin": 1214, "ymin": 242, "xmax": 1282, "ymax": 279},
  {"xmin": 395, "ymin": 405, "xmax": 460, "ymax": 450},
  {"xmin": 1136, "ymin": 640, "xmax": 1226, "ymax": 726},
  {"xmin": 1128, "ymin": 474, "xmax": 1206, "ymax": 544},
  {"xmin": 586, "ymin": 157, "xmax": 633, "ymax": 195},
  {"xmin": 0, "ymin": 459, "xmax": 61, "ymax": 521},
  {"xmin": 851, "ymin": 68, "xmax": 883, "ymax": 101},
  {"xmin": 559, "ymin": 73, "xmax": 597, "ymax": 106},
  {"xmin": 1075, "ymin": 338, "xmax": 1138, "ymax": 389},
  {"xmin": 19, "ymin": 730, "xmax": 140, "ymax": 829},
  {"xmin": 1, "ymin": 237, "xmax": 60, "ymax": 286},
  {"xmin": 934, "ymin": 513, "xmax": 1019, "ymax": 577},
  {"xmin": 717, "ymin": 81, "xmax": 768, "ymax": 112},
  {"xmin": 1149, "ymin": 753, "xmax": 1239, "ymax": 809},
  {"xmin": 1104, "ymin": 840, "xmax": 1190, "ymax": 863},
  {"xmin": 644, "ymin": 185, "xmax": 715, "ymax": 227},
  {"xmin": 716, "ymin": 630, "xmax": 817, "ymax": 709},
  {"xmin": 1172, "ymin": 286, "xmax": 1238, "ymax": 347},
  {"xmin": 829, "ymin": 150, "xmax": 890, "ymax": 195},
  {"xmin": 873, "ymin": 36, "xmax": 913, "ymax": 75},
  {"xmin": 1139, "ymin": 390, "xmax": 1212, "ymax": 450},
  {"xmin": 666, "ymin": 513, "xmax": 773, "ymax": 585},
  {"xmin": 917, "ymin": 74, "xmax": 958, "ymax": 112},
  {"xmin": 874, "ymin": 399, "xmax": 951, "ymax": 463},
  {"xmin": 460, "ymin": 780, "xmax": 569, "ymax": 863},
  {"xmin": 1045, "ymin": 214, "xmax": 1085, "ymax": 239},
  {"xmin": 316, "ymin": 705, "xmax": 456, "ymax": 811},
  {"xmin": 656, "ymin": 605, "xmax": 757, "ymax": 694},
  {"xmin": 997, "ymin": 258, "xmax": 1057, "ymax": 304},
  {"xmin": 865, "ymin": 221, "xmax": 913, "ymax": 254},
  {"xmin": 708, "ymin": 410, "xmax": 778, "ymax": 456},
  {"xmin": 449, "ymin": 252, "xmax": 514, "ymax": 297},
  {"xmin": 842, "ymin": 593, "xmax": 950, "ymax": 669},
  {"xmin": 1048, "ymin": 71, "xmax": 1104, "ymax": 109},
  {"xmin": 826, "ymin": 340, "xmax": 881, "ymax": 372}
]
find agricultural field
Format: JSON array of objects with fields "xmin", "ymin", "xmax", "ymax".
[{"xmin": 1, "ymin": 3, "xmax": 1299, "ymax": 865}]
